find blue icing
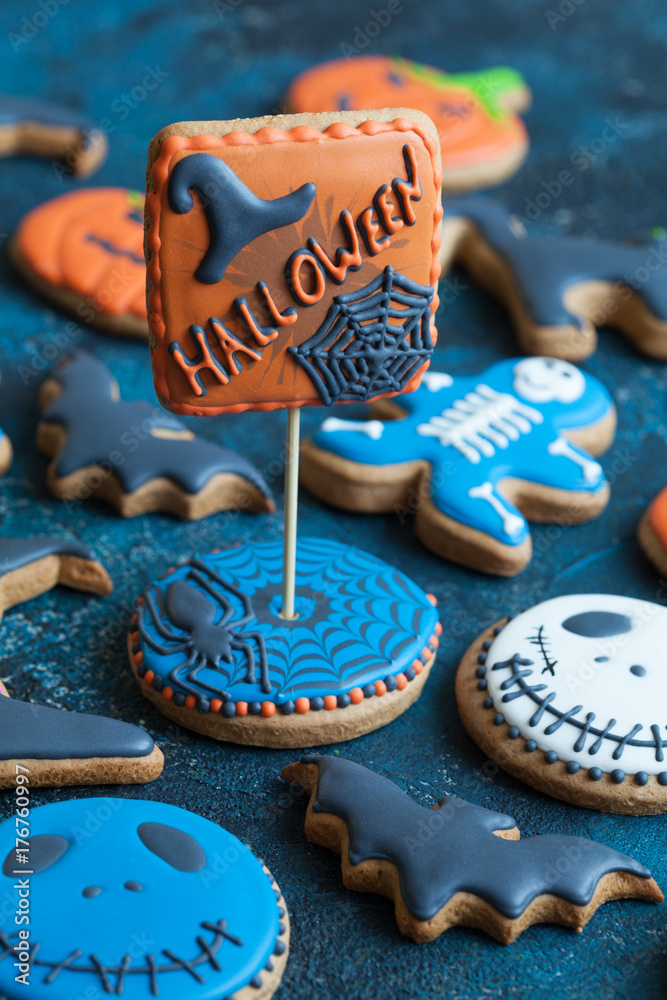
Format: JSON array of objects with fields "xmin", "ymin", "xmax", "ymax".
[
  {"xmin": 0, "ymin": 798, "xmax": 282, "ymax": 1000},
  {"xmin": 441, "ymin": 196, "xmax": 667, "ymax": 325},
  {"xmin": 312, "ymin": 358, "xmax": 613, "ymax": 547},
  {"xmin": 136, "ymin": 537, "xmax": 438, "ymax": 708}
]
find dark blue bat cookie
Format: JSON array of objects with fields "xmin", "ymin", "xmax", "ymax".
[
  {"xmin": 0, "ymin": 536, "xmax": 112, "ymax": 624},
  {"xmin": 37, "ymin": 351, "xmax": 274, "ymax": 518},
  {"xmin": 283, "ymin": 755, "xmax": 663, "ymax": 943},
  {"xmin": 0, "ymin": 94, "xmax": 107, "ymax": 177},
  {"xmin": 0, "ymin": 689, "xmax": 162, "ymax": 787},
  {"xmin": 440, "ymin": 197, "xmax": 667, "ymax": 361}
]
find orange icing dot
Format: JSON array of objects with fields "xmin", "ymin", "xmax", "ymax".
[
  {"xmin": 185, "ymin": 695, "xmax": 197, "ymax": 710},
  {"xmin": 396, "ymin": 674, "xmax": 407, "ymax": 690},
  {"xmin": 143, "ymin": 670, "xmax": 154, "ymax": 686},
  {"xmin": 236, "ymin": 702, "xmax": 248, "ymax": 716},
  {"xmin": 295, "ymin": 697, "xmax": 310, "ymax": 714},
  {"xmin": 374, "ymin": 680, "xmax": 387, "ymax": 696},
  {"xmin": 324, "ymin": 695, "xmax": 338, "ymax": 710},
  {"xmin": 349, "ymin": 687, "xmax": 364, "ymax": 705},
  {"xmin": 210, "ymin": 699, "xmax": 222, "ymax": 713},
  {"xmin": 162, "ymin": 687, "xmax": 173, "ymax": 701}
]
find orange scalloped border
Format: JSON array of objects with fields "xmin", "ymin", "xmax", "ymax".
[{"xmin": 145, "ymin": 118, "xmax": 442, "ymax": 416}]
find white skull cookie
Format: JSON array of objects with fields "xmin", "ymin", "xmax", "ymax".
[{"xmin": 456, "ymin": 594, "xmax": 667, "ymax": 814}]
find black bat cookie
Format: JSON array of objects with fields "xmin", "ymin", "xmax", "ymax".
[
  {"xmin": 0, "ymin": 691, "xmax": 163, "ymax": 788},
  {"xmin": 0, "ymin": 94, "xmax": 107, "ymax": 177},
  {"xmin": 0, "ymin": 536, "xmax": 112, "ymax": 624},
  {"xmin": 283, "ymin": 754, "xmax": 663, "ymax": 943},
  {"xmin": 37, "ymin": 351, "xmax": 274, "ymax": 518}
]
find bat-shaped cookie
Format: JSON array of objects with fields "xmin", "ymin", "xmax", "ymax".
[
  {"xmin": 37, "ymin": 351, "xmax": 275, "ymax": 518},
  {"xmin": 0, "ymin": 687, "xmax": 163, "ymax": 788},
  {"xmin": 0, "ymin": 94, "xmax": 107, "ymax": 177},
  {"xmin": 0, "ymin": 537, "xmax": 112, "ymax": 624},
  {"xmin": 440, "ymin": 197, "xmax": 667, "ymax": 361},
  {"xmin": 283, "ymin": 755, "xmax": 663, "ymax": 943}
]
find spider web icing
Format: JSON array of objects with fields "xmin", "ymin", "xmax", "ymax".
[
  {"xmin": 288, "ymin": 266, "xmax": 434, "ymax": 405},
  {"xmin": 136, "ymin": 537, "xmax": 438, "ymax": 708}
]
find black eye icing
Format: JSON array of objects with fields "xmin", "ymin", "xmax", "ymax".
[
  {"xmin": 562, "ymin": 611, "xmax": 633, "ymax": 638},
  {"xmin": 125, "ymin": 881, "xmax": 143, "ymax": 891},
  {"xmin": 3, "ymin": 835, "xmax": 69, "ymax": 877},
  {"xmin": 137, "ymin": 822, "xmax": 206, "ymax": 872},
  {"xmin": 83, "ymin": 886, "xmax": 101, "ymax": 898},
  {"xmin": 630, "ymin": 665, "xmax": 646, "ymax": 677}
]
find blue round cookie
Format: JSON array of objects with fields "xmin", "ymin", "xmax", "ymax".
[
  {"xmin": 130, "ymin": 536, "xmax": 440, "ymax": 746},
  {"xmin": 0, "ymin": 798, "xmax": 288, "ymax": 1000}
]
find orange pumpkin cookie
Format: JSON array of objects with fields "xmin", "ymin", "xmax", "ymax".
[
  {"xmin": 10, "ymin": 188, "xmax": 148, "ymax": 339},
  {"xmin": 638, "ymin": 486, "xmax": 667, "ymax": 578},
  {"xmin": 286, "ymin": 56, "xmax": 530, "ymax": 191}
]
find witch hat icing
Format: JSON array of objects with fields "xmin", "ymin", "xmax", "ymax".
[{"xmin": 167, "ymin": 152, "xmax": 316, "ymax": 283}]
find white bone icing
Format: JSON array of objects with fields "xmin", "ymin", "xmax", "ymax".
[
  {"xmin": 320, "ymin": 418, "xmax": 384, "ymax": 440},
  {"xmin": 422, "ymin": 371, "xmax": 454, "ymax": 392},
  {"xmin": 468, "ymin": 482, "xmax": 525, "ymax": 538},
  {"xmin": 547, "ymin": 438, "xmax": 601, "ymax": 483},
  {"xmin": 416, "ymin": 384, "xmax": 543, "ymax": 463}
]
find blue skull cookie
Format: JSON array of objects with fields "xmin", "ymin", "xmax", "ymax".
[
  {"xmin": 130, "ymin": 536, "xmax": 440, "ymax": 747},
  {"xmin": 0, "ymin": 798, "xmax": 289, "ymax": 1000},
  {"xmin": 301, "ymin": 358, "xmax": 615, "ymax": 576}
]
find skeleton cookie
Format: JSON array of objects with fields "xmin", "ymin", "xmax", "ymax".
[
  {"xmin": 301, "ymin": 358, "xmax": 615, "ymax": 576},
  {"xmin": 457, "ymin": 594, "xmax": 667, "ymax": 814},
  {"xmin": 440, "ymin": 197, "xmax": 667, "ymax": 361},
  {"xmin": 0, "ymin": 798, "xmax": 289, "ymax": 1000}
]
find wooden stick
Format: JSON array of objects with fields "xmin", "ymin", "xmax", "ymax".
[{"xmin": 281, "ymin": 408, "xmax": 300, "ymax": 619}]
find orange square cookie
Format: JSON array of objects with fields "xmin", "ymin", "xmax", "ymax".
[{"xmin": 145, "ymin": 109, "xmax": 442, "ymax": 415}]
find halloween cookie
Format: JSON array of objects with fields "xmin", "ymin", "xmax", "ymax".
[
  {"xmin": 456, "ymin": 594, "xmax": 667, "ymax": 814},
  {"xmin": 37, "ymin": 351, "xmax": 274, "ymax": 518},
  {"xmin": 0, "ymin": 798, "xmax": 289, "ymax": 1000},
  {"xmin": 10, "ymin": 188, "xmax": 148, "ymax": 339},
  {"xmin": 286, "ymin": 57, "xmax": 530, "ymax": 191},
  {"xmin": 301, "ymin": 359, "xmax": 615, "ymax": 576},
  {"xmin": 129, "ymin": 536, "xmax": 440, "ymax": 747},
  {"xmin": 283, "ymin": 754, "xmax": 661, "ymax": 943},
  {"xmin": 638, "ymin": 486, "xmax": 667, "ymax": 578},
  {"xmin": 0, "ymin": 94, "xmax": 107, "ymax": 176},
  {"xmin": 440, "ymin": 197, "xmax": 667, "ymax": 361},
  {"xmin": 0, "ymin": 536, "xmax": 111, "ymax": 624},
  {"xmin": 145, "ymin": 108, "xmax": 441, "ymax": 415},
  {"xmin": 0, "ymin": 686, "xmax": 162, "ymax": 787}
]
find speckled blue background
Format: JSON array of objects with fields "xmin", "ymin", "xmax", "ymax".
[{"xmin": 0, "ymin": 1, "xmax": 665, "ymax": 997}]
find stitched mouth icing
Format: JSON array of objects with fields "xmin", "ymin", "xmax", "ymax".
[{"xmin": 0, "ymin": 920, "xmax": 245, "ymax": 996}]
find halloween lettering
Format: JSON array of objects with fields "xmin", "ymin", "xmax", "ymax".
[{"xmin": 173, "ymin": 144, "xmax": 423, "ymax": 395}]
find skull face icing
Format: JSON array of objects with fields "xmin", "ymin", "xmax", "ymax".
[
  {"xmin": 484, "ymin": 594, "xmax": 667, "ymax": 777},
  {"xmin": 0, "ymin": 799, "xmax": 286, "ymax": 1000},
  {"xmin": 512, "ymin": 358, "xmax": 585, "ymax": 404}
]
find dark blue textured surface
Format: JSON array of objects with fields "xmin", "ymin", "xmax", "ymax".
[{"xmin": 0, "ymin": 1, "xmax": 665, "ymax": 997}]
